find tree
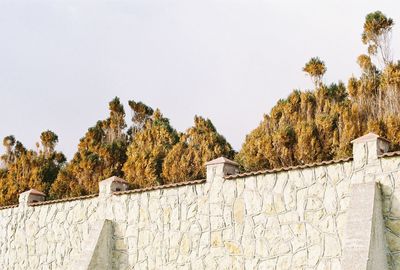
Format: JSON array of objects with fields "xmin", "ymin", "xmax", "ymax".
[
  {"xmin": 303, "ymin": 57, "xmax": 327, "ymax": 88},
  {"xmin": 123, "ymin": 109, "xmax": 178, "ymax": 187},
  {"xmin": 362, "ymin": 11, "xmax": 394, "ymax": 65},
  {"xmin": 1, "ymin": 135, "xmax": 16, "ymax": 166},
  {"xmin": 49, "ymin": 98, "xmax": 128, "ymax": 198},
  {"xmin": 237, "ymin": 12, "xmax": 400, "ymax": 172},
  {"xmin": 162, "ymin": 116, "xmax": 235, "ymax": 183},
  {"xmin": 0, "ymin": 133, "xmax": 66, "ymax": 205},
  {"xmin": 107, "ymin": 97, "xmax": 127, "ymax": 142},
  {"xmin": 127, "ymin": 100, "xmax": 154, "ymax": 138},
  {"xmin": 237, "ymin": 83, "xmax": 351, "ymax": 171},
  {"xmin": 40, "ymin": 130, "xmax": 58, "ymax": 158}
]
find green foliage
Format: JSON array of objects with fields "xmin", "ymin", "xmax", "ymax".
[
  {"xmin": 237, "ymin": 83, "xmax": 352, "ymax": 170},
  {"xmin": 127, "ymin": 100, "xmax": 154, "ymax": 138},
  {"xmin": 1, "ymin": 135, "xmax": 16, "ymax": 166},
  {"xmin": 303, "ymin": 57, "xmax": 327, "ymax": 88},
  {"xmin": 49, "ymin": 97, "xmax": 128, "ymax": 198},
  {"xmin": 0, "ymin": 132, "xmax": 65, "ymax": 205},
  {"xmin": 162, "ymin": 116, "xmax": 235, "ymax": 183},
  {"xmin": 123, "ymin": 109, "xmax": 178, "ymax": 187},
  {"xmin": 40, "ymin": 130, "xmax": 59, "ymax": 157},
  {"xmin": 237, "ymin": 11, "xmax": 400, "ymax": 171},
  {"xmin": 362, "ymin": 11, "xmax": 394, "ymax": 64}
]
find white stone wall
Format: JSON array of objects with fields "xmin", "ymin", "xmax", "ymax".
[
  {"xmin": 378, "ymin": 157, "xmax": 400, "ymax": 269},
  {"xmin": 1, "ymin": 154, "xmax": 400, "ymax": 269},
  {"xmin": 0, "ymin": 198, "xmax": 100, "ymax": 269}
]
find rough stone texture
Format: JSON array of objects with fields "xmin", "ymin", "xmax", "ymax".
[
  {"xmin": 1, "ymin": 134, "xmax": 400, "ymax": 269},
  {"xmin": 0, "ymin": 160, "xmax": 355, "ymax": 269}
]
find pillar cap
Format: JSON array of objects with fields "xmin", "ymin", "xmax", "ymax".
[
  {"xmin": 22, "ymin": 189, "xmax": 45, "ymax": 197},
  {"xmin": 351, "ymin": 133, "xmax": 390, "ymax": 144},
  {"xmin": 101, "ymin": 176, "xmax": 129, "ymax": 184},
  {"xmin": 205, "ymin": 157, "xmax": 239, "ymax": 166}
]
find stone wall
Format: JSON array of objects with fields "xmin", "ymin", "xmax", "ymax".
[{"xmin": 0, "ymin": 133, "xmax": 400, "ymax": 269}]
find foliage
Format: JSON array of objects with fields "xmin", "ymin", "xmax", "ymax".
[
  {"xmin": 237, "ymin": 11, "xmax": 400, "ymax": 171},
  {"xmin": 236, "ymin": 84, "xmax": 352, "ymax": 170},
  {"xmin": 0, "ymin": 132, "xmax": 66, "ymax": 205},
  {"xmin": 49, "ymin": 97, "xmax": 128, "ymax": 198},
  {"xmin": 162, "ymin": 116, "xmax": 235, "ymax": 183},
  {"xmin": 362, "ymin": 11, "xmax": 394, "ymax": 65},
  {"xmin": 123, "ymin": 109, "xmax": 178, "ymax": 187},
  {"xmin": 302, "ymin": 57, "xmax": 327, "ymax": 88}
]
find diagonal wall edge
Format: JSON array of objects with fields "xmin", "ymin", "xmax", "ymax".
[
  {"xmin": 69, "ymin": 219, "xmax": 113, "ymax": 270},
  {"xmin": 342, "ymin": 182, "xmax": 388, "ymax": 270}
]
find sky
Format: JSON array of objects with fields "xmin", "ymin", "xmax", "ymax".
[{"xmin": 0, "ymin": 0, "xmax": 399, "ymax": 159}]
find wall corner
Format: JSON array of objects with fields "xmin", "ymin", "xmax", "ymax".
[{"xmin": 342, "ymin": 182, "xmax": 389, "ymax": 270}]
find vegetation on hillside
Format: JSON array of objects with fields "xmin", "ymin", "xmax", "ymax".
[
  {"xmin": 0, "ymin": 11, "xmax": 399, "ymax": 205},
  {"xmin": 237, "ymin": 11, "xmax": 400, "ymax": 170}
]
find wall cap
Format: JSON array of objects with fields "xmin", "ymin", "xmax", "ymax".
[
  {"xmin": 21, "ymin": 189, "xmax": 45, "ymax": 197},
  {"xmin": 351, "ymin": 133, "xmax": 390, "ymax": 143},
  {"xmin": 205, "ymin": 157, "xmax": 238, "ymax": 166},
  {"xmin": 100, "ymin": 176, "xmax": 129, "ymax": 184}
]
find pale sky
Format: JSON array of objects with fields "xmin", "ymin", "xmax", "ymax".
[{"xmin": 0, "ymin": 0, "xmax": 399, "ymax": 159}]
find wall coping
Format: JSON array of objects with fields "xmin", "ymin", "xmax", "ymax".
[
  {"xmin": 225, "ymin": 157, "xmax": 353, "ymax": 180},
  {"xmin": 113, "ymin": 179, "xmax": 206, "ymax": 195},
  {"xmin": 29, "ymin": 194, "xmax": 99, "ymax": 207},
  {"xmin": 351, "ymin": 132, "xmax": 390, "ymax": 143},
  {"xmin": 0, "ymin": 204, "xmax": 18, "ymax": 210}
]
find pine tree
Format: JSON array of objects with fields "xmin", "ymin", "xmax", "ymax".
[
  {"xmin": 127, "ymin": 100, "xmax": 154, "ymax": 139},
  {"xmin": 49, "ymin": 97, "xmax": 127, "ymax": 198},
  {"xmin": 162, "ymin": 116, "xmax": 235, "ymax": 183},
  {"xmin": 362, "ymin": 11, "xmax": 394, "ymax": 65},
  {"xmin": 123, "ymin": 109, "xmax": 178, "ymax": 187},
  {"xmin": 303, "ymin": 57, "xmax": 327, "ymax": 88},
  {"xmin": 0, "ymin": 132, "xmax": 66, "ymax": 205}
]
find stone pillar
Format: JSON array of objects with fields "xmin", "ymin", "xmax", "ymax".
[
  {"xmin": 342, "ymin": 182, "xmax": 388, "ymax": 270},
  {"xmin": 99, "ymin": 176, "xmax": 129, "ymax": 197},
  {"xmin": 19, "ymin": 189, "xmax": 45, "ymax": 206},
  {"xmin": 351, "ymin": 133, "xmax": 390, "ymax": 169},
  {"xmin": 205, "ymin": 157, "xmax": 239, "ymax": 181},
  {"xmin": 205, "ymin": 157, "xmax": 239, "ymax": 204}
]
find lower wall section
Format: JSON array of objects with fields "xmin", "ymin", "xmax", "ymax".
[
  {"xmin": 1, "ymin": 156, "xmax": 400, "ymax": 269},
  {"xmin": 0, "ymin": 198, "xmax": 100, "ymax": 269}
]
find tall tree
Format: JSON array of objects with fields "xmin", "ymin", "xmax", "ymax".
[
  {"xmin": 40, "ymin": 130, "xmax": 59, "ymax": 158},
  {"xmin": 162, "ymin": 116, "xmax": 235, "ymax": 183},
  {"xmin": 123, "ymin": 109, "xmax": 178, "ymax": 187},
  {"xmin": 237, "ymin": 12, "xmax": 400, "ymax": 172},
  {"xmin": 50, "ymin": 97, "xmax": 128, "ymax": 198},
  {"xmin": 362, "ymin": 11, "xmax": 394, "ymax": 65},
  {"xmin": 1, "ymin": 135, "xmax": 16, "ymax": 166},
  {"xmin": 237, "ymin": 83, "xmax": 351, "ymax": 171},
  {"xmin": 303, "ymin": 57, "xmax": 327, "ymax": 88},
  {"xmin": 0, "ymin": 132, "xmax": 66, "ymax": 205},
  {"xmin": 127, "ymin": 100, "xmax": 154, "ymax": 139}
]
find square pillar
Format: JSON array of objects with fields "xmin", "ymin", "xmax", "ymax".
[
  {"xmin": 19, "ymin": 189, "xmax": 45, "ymax": 206},
  {"xmin": 99, "ymin": 176, "xmax": 129, "ymax": 197},
  {"xmin": 351, "ymin": 133, "xmax": 390, "ymax": 169},
  {"xmin": 205, "ymin": 157, "xmax": 239, "ymax": 181}
]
